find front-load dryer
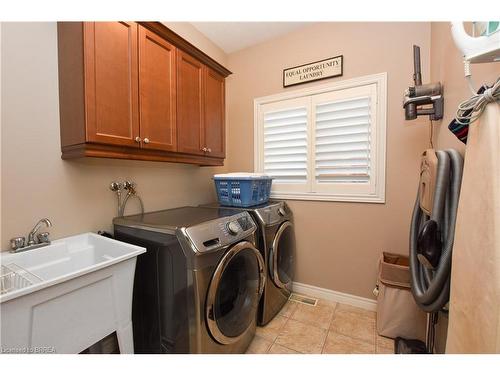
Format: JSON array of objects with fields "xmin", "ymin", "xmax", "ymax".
[
  {"xmin": 113, "ymin": 206, "xmax": 265, "ymax": 353},
  {"xmin": 201, "ymin": 201, "xmax": 296, "ymax": 326}
]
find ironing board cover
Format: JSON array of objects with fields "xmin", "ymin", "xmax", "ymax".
[{"xmin": 446, "ymin": 103, "xmax": 500, "ymax": 353}]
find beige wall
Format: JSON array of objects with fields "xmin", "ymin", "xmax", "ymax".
[
  {"xmin": 430, "ymin": 22, "xmax": 499, "ymax": 152},
  {"xmin": 0, "ymin": 22, "xmax": 228, "ymax": 250},
  {"xmin": 163, "ymin": 22, "xmax": 227, "ymax": 67},
  {"xmin": 226, "ymin": 22, "xmax": 431, "ymax": 299}
]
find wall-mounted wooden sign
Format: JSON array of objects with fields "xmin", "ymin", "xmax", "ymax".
[{"xmin": 283, "ymin": 55, "xmax": 343, "ymax": 87}]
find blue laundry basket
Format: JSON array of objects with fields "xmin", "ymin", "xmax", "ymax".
[{"xmin": 213, "ymin": 174, "xmax": 273, "ymax": 207}]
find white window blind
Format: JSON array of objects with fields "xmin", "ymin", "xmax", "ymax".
[
  {"xmin": 314, "ymin": 96, "xmax": 371, "ymax": 184},
  {"xmin": 263, "ymin": 107, "xmax": 308, "ymax": 184},
  {"xmin": 258, "ymin": 97, "xmax": 311, "ymax": 193},
  {"xmin": 255, "ymin": 73, "xmax": 386, "ymax": 203}
]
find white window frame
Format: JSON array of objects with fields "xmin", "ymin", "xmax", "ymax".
[{"xmin": 254, "ymin": 72, "xmax": 387, "ymax": 203}]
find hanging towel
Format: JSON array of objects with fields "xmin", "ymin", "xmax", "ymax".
[{"xmin": 446, "ymin": 102, "xmax": 500, "ymax": 353}]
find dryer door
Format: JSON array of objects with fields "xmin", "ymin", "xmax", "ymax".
[
  {"xmin": 206, "ymin": 241, "xmax": 265, "ymax": 345},
  {"xmin": 269, "ymin": 221, "xmax": 296, "ymax": 289}
]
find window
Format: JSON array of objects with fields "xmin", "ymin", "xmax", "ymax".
[{"xmin": 254, "ymin": 73, "xmax": 386, "ymax": 203}]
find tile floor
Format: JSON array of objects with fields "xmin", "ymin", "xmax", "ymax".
[{"xmin": 246, "ymin": 296, "xmax": 395, "ymax": 354}]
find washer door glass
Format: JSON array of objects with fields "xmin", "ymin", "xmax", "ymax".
[
  {"xmin": 271, "ymin": 221, "xmax": 295, "ymax": 288},
  {"xmin": 206, "ymin": 241, "xmax": 264, "ymax": 344}
]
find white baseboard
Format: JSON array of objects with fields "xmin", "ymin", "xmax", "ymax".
[{"xmin": 292, "ymin": 282, "xmax": 377, "ymax": 312}]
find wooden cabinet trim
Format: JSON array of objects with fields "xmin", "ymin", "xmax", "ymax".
[
  {"xmin": 61, "ymin": 143, "xmax": 224, "ymax": 166},
  {"xmin": 57, "ymin": 22, "xmax": 87, "ymax": 147},
  {"xmin": 83, "ymin": 22, "xmax": 95, "ymax": 143}
]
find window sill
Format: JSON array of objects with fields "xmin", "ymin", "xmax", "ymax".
[{"xmin": 270, "ymin": 192, "xmax": 385, "ymax": 204}]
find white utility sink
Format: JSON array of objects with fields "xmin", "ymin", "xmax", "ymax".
[{"xmin": 0, "ymin": 233, "xmax": 145, "ymax": 354}]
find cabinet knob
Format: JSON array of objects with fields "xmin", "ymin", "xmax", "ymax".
[
  {"xmin": 207, "ymin": 148, "xmax": 212, "ymax": 153},
  {"xmin": 135, "ymin": 136, "xmax": 142, "ymax": 143},
  {"xmin": 144, "ymin": 138, "xmax": 150, "ymax": 144},
  {"xmin": 202, "ymin": 147, "xmax": 207, "ymax": 152}
]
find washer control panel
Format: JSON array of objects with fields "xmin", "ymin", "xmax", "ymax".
[
  {"xmin": 254, "ymin": 201, "xmax": 290, "ymax": 225},
  {"xmin": 185, "ymin": 212, "xmax": 257, "ymax": 253}
]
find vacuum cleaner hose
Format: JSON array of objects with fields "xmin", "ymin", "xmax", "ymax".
[{"xmin": 409, "ymin": 149, "xmax": 463, "ymax": 312}]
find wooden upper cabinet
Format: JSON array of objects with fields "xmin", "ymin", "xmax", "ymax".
[
  {"xmin": 176, "ymin": 50, "xmax": 204, "ymax": 156},
  {"xmin": 84, "ymin": 22, "xmax": 140, "ymax": 147},
  {"xmin": 176, "ymin": 58, "xmax": 225, "ymax": 158},
  {"xmin": 58, "ymin": 21, "xmax": 231, "ymax": 166},
  {"xmin": 204, "ymin": 68, "xmax": 225, "ymax": 158},
  {"xmin": 138, "ymin": 26, "xmax": 177, "ymax": 152}
]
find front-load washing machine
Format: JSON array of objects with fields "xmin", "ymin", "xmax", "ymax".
[
  {"xmin": 201, "ymin": 201, "xmax": 295, "ymax": 326},
  {"xmin": 113, "ymin": 206, "xmax": 265, "ymax": 354}
]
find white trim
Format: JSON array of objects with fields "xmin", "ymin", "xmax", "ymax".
[
  {"xmin": 292, "ymin": 281, "xmax": 378, "ymax": 312},
  {"xmin": 270, "ymin": 191, "xmax": 385, "ymax": 204},
  {"xmin": 254, "ymin": 72, "xmax": 387, "ymax": 204},
  {"xmin": 254, "ymin": 72, "xmax": 387, "ymax": 106}
]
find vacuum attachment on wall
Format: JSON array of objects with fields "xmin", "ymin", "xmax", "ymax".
[
  {"xmin": 403, "ymin": 45, "xmax": 444, "ymax": 121},
  {"xmin": 410, "ymin": 149, "xmax": 463, "ymax": 313}
]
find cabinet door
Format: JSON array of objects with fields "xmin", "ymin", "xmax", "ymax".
[
  {"xmin": 204, "ymin": 68, "xmax": 225, "ymax": 158},
  {"xmin": 84, "ymin": 22, "xmax": 140, "ymax": 147},
  {"xmin": 138, "ymin": 26, "xmax": 177, "ymax": 152},
  {"xmin": 176, "ymin": 50, "xmax": 204, "ymax": 155}
]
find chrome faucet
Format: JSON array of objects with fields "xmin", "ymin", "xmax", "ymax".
[
  {"xmin": 27, "ymin": 218, "xmax": 52, "ymax": 245},
  {"xmin": 10, "ymin": 218, "xmax": 53, "ymax": 253}
]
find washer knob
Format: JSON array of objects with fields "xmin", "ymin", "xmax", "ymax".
[
  {"xmin": 226, "ymin": 221, "xmax": 240, "ymax": 235},
  {"xmin": 278, "ymin": 207, "xmax": 286, "ymax": 216}
]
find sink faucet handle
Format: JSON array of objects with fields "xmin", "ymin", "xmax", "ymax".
[
  {"xmin": 10, "ymin": 236, "xmax": 25, "ymax": 251},
  {"xmin": 37, "ymin": 232, "xmax": 51, "ymax": 244}
]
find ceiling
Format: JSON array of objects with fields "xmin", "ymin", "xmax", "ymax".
[{"xmin": 190, "ymin": 22, "xmax": 311, "ymax": 54}]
